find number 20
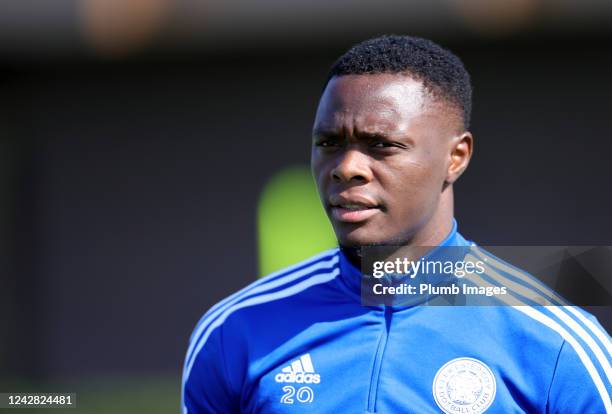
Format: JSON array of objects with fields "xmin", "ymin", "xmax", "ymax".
[{"xmin": 280, "ymin": 386, "xmax": 314, "ymax": 404}]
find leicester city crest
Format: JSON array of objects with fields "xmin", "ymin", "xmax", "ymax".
[{"xmin": 433, "ymin": 357, "xmax": 496, "ymax": 414}]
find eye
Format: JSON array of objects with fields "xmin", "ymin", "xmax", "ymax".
[
  {"xmin": 368, "ymin": 139, "xmax": 409, "ymax": 151},
  {"xmin": 370, "ymin": 140, "xmax": 394, "ymax": 148},
  {"xmin": 315, "ymin": 139, "xmax": 339, "ymax": 148}
]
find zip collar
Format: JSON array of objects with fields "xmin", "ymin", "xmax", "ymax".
[{"xmin": 337, "ymin": 219, "xmax": 473, "ymax": 305}]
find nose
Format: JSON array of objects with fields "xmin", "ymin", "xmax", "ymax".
[{"xmin": 331, "ymin": 148, "xmax": 373, "ymax": 184}]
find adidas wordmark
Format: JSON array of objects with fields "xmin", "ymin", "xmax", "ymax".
[{"xmin": 274, "ymin": 354, "xmax": 321, "ymax": 384}]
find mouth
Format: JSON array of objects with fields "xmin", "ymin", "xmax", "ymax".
[{"xmin": 329, "ymin": 196, "xmax": 382, "ymax": 223}]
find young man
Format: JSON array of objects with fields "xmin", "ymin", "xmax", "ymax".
[{"xmin": 182, "ymin": 35, "xmax": 611, "ymax": 413}]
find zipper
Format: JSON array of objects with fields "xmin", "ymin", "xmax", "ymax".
[{"xmin": 366, "ymin": 306, "xmax": 392, "ymax": 413}]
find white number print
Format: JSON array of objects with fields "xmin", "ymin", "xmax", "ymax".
[
  {"xmin": 296, "ymin": 386, "xmax": 314, "ymax": 403},
  {"xmin": 280, "ymin": 386, "xmax": 314, "ymax": 404},
  {"xmin": 280, "ymin": 386, "xmax": 295, "ymax": 404}
]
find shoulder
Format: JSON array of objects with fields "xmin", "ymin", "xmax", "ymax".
[
  {"xmin": 182, "ymin": 248, "xmax": 341, "ymax": 389},
  {"xmin": 465, "ymin": 245, "xmax": 609, "ymax": 343},
  {"xmin": 187, "ymin": 247, "xmax": 341, "ymax": 343},
  {"xmin": 464, "ymin": 245, "xmax": 611, "ymax": 406}
]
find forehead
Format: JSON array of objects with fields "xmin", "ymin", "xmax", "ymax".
[{"xmin": 314, "ymin": 73, "xmax": 432, "ymax": 133}]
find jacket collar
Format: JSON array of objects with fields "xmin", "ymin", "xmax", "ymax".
[{"xmin": 337, "ymin": 219, "xmax": 473, "ymax": 304}]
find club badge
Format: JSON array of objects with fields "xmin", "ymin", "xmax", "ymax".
[{"xmin": 433, "ymin": 357, "xmax": 496, "ymax": 414}]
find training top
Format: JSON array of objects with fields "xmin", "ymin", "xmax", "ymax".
[{"xmin": 181, "ymin": 220, "xmax": 612, "ymax": 413}]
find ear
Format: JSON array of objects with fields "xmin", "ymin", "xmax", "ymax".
[{"xmin": 446, "ymin": 132, "xmax": 473, "ymax": 184}]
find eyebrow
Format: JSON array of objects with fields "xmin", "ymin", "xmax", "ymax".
[
  {"xmin": 312, "ymin": 128, "xmax": 393, "ymax": 140},
  {"xmin": 312, "ymin": 128, "xmax": 339, "ymax": 137},
  {"xmin": 355, "ymin": 130, "xmax": 394, "ymax": 140}
]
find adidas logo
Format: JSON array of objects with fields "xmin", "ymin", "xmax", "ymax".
[{"xmin": 274, "ymin": 354, "xmax": 321, "ymax": 384}]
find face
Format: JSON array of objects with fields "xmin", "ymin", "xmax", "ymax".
[{"xmin": 311, "ymin": 73, "xmax": 470, "ymax": 247}]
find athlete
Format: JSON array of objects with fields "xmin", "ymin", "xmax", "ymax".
[{"xmin": 182, "ymin": 35, "xmax": 611, "ymax": 413}]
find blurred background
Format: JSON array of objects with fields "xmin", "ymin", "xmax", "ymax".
[{"xmin": 1, "ymin": 0, "xmax": 611, "ymax": 412}]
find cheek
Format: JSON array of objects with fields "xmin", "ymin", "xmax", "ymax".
[
  {"xmin": 310, "ymin": 156, "xmax": 327, "ymax": 185},
  {"xmin": 381, "ymin": 160, "xmax": 444, "ymax": 213}
]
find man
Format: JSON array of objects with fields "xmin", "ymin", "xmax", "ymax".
[{"xmin": 182, "ymin": 35, "xmax": 611, "ymax": 413}]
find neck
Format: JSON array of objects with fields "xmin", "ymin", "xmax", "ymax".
[
  {"xmin": 339, "ymin": 245, "xmax": 362, "ymax": 268},
  {"xmin": 408, "ymin": 185, "xmax": 455, "ymax": 247}
]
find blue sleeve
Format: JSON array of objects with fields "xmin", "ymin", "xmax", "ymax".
[
  {"xmin": 182, "ymin": 323, "xmax": 239, "ymax": 414},
  {"xmin": 547, "ymin": 340, "xmax": 611, "ymax": 413}
]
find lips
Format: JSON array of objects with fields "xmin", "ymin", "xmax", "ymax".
[{"xmin": 329, "ymin": 194, "xmax": 381, "ymax": 223}]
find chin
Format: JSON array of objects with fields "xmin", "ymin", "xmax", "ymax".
[
  {"xmin": 336, "ymin": 228, "xmax": 388, "ymax": 248},
  {"xmin": 335, "ymin": 222, "xmax": 417, "ymax": 248}
]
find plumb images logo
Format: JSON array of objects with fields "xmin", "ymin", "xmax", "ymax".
[{"xmin": 275, "ymin": 354, "xmax": 321, "ymax": 384}]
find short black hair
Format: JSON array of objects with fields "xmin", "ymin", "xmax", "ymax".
[{"xmin": 326, "ymin": 35, "xmax": 472, "ymax": 129}]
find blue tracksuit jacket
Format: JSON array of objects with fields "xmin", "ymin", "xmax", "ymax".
[{"xmin": 182, "ymin": 221, "xmax": 611, "ymax": 413}]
